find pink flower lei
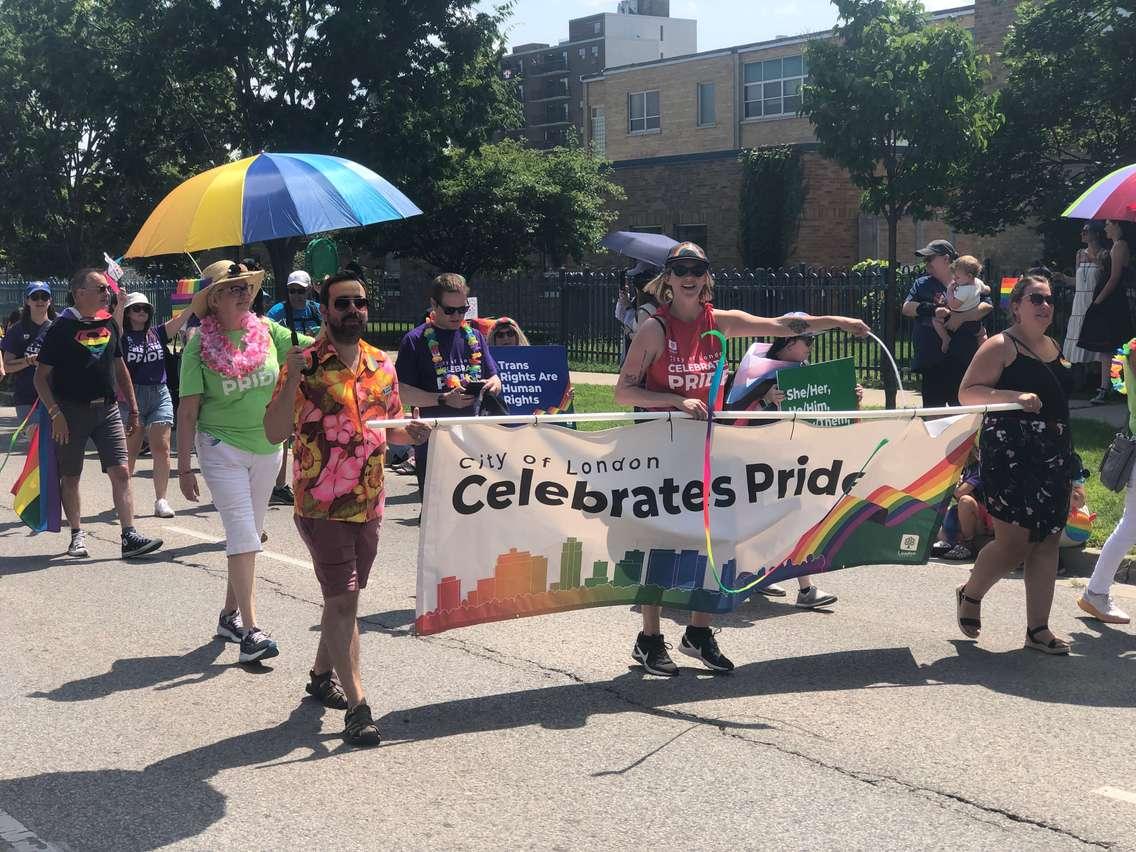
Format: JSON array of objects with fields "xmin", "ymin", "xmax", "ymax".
[{"xmin": 199, "ymin": 313, "xmax": 270, "ymax": 378}]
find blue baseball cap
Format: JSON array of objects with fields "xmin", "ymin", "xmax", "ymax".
[{"xmin": 25, "ymin": 281, "xmax": 51, "ymax": 298}]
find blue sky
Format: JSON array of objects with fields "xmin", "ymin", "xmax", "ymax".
[{"xmin": 477, "ymin": 1, "xmax": 969, "ymax": 52}]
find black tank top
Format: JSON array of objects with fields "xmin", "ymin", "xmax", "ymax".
[{"xmin": 995, "ymin": 335, "xmax": 1072, "ymax": 422}]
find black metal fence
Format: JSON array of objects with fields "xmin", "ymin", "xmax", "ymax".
[{"xmin": 0, "ymin": 268, "xmax": 1073, "ymax": 383}]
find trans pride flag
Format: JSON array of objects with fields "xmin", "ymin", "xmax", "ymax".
[
  {"xmin": 10, "ymin": 404, "xmax": 61, "ymax": 533},
  {"xmin": 171, "ymin": 277, "xmax": 204, "ymax": 318}
]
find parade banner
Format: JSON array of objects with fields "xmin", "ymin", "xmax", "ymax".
[
  {"xmin": 776, "ymin": 358, "xmax": 859, "ymax": 427},
  {"xmin": 416, "ymin": 414, "xmax": 978, "ymax": 635},
  {"xmin": 490, "ymin": 345, "xmax": 573, "ymax": 415}
]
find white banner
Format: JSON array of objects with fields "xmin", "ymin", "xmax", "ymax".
[{"xmin": 416, "ymin": 416, "xmax": 979, "ymax": 634}]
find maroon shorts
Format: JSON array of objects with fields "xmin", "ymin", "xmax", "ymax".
[{"xmin": 294, "ymin": 516, "xmax": 382, "ymax": 599}]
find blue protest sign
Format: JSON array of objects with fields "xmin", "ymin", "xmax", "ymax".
[{"xmin": 490, "ymin": 346, "xmax": 573, "ymax": 415}]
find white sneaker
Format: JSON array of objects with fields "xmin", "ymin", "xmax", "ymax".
[
  {"xmin": 154, "ymin": 498, "xmax": 175, "ymax": 518},
  {"xmin": 1077, "ymin": 591, "xmax": 1130, "ymax": 624},
  {"xmin": 795, "ymin": 585, "xmax": 838, "ymax": 609}
]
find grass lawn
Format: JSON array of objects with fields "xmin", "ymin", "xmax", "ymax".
[{"xmin": 571, "ymin": 384, "xmax": 1124, "ymax": 550}]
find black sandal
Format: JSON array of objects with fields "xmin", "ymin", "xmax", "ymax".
[
  {"xmin": 956, "ymin": 584, "xmax": 982, "ymax": 638},
  {"xmin": 1025, "ymin": 625, "xmax": 1070, "ymax": 656}
]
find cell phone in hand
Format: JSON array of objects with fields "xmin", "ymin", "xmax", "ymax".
[{"xmin": 463, "ymin": 380, "xmax": 486, "ymax": 396}]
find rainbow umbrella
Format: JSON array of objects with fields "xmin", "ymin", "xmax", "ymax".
[
  {"xmin": 124, "ymin": 152, "xmax": 422, "ymax": 258},
  {"xmin": 1061, "ymin": 163, "xmax": 1136, "ymax": 221}
]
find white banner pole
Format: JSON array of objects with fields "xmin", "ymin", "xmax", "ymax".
[{"xmin": 366, "ymin": 403, "xmax": 1022, "ymax": 430}]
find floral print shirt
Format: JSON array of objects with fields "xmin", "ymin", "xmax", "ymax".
[{"xmin": 273, "ymin": 338, "xmax": 403, "ymax": 522}]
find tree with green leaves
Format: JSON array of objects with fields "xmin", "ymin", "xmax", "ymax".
[
  {"xmin": 947, "ymin": 0, "xmax": 1136, "ymax": 261},
  {"xmin": 802, "ymin": 0, "xmax": 1000, "ymax": 407},
  {"xmin": 399, "ymin": 138, "xmax": 623, "ymax": 277}
]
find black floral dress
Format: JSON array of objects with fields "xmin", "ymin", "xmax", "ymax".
[{"xmin": 980, "ymin": 336, "xmax": 1076, "ymax": 542}]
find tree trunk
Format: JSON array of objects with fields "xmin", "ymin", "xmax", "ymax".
[{"xmin": 882, "ymin": 214, "xmax": 900, "ymax": 410}]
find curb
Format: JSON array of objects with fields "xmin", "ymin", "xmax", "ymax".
[{"xmin": 1059, "ymin": 547, "xmax": 1136, "ymax": 587}]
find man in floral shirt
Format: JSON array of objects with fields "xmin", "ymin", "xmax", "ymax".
[{"xmin": 265, "ymin": 271, "xmax": 429, "ymax": 747}]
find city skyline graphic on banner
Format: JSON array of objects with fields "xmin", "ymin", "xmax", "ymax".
[{"xmin": 414, "ymin": 437, "xmax": 972, "ymax": 635}]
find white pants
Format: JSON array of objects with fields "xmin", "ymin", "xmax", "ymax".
[
  {"xmin": 196, "ymin": 432, "xmax": 282, "ymax": 557},
  {"xmin": 1089, "ymin": 462, "xmax": 1136, "ymax": 595}
]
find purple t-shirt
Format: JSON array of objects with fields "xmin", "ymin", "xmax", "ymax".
[
  {"xmin": 1, "ymin": 318, "xmax": 52, "ymax": 404},
  {"xmin": 396, "ymin": 323, "xmax": 499, "ymax": 420},
  {"xmin": 121, "ymin": 325, "xmax": 169, "ymax": 385}
]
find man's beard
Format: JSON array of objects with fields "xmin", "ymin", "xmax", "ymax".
[{"xmin": 328, "ymin": 314, "xmax": 364, "ymax": 344}]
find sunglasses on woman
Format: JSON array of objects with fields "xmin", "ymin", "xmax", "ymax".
[
  {"xmin": 28, "ymin": 293, "xmax": 51, "ymax": 301},
  {"xmin": 670, "ymin": 264, "xmax": 708, "ymax": 278},
  {"xmin": 333, "ymin": 296, "xmax": 369, "ymax": 311},
  {"xmin": 287, "ymin": 286, "xmax": 308, "ymax": 295},
  {"xmin": 1025, "ymin": 293, "xmax": 1055, "ymax": 306},
  {"xmin": 439, "ymin": 304, "xmax": 470, "ymax": 316},
  {"xmin": 127, "ymin": 305, "xmax": 150, "ymax": 313}
]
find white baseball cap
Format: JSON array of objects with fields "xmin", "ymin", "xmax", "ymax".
[{"xmin": 286, "ymin": 270, "xmax": 312, "ymax": 287}]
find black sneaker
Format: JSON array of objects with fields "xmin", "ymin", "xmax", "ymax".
[
  {"xmin": 632, "ymin": 632, "xmax": 679, "ymax": 676},
  {"xmin": 239, "ymin": 628, "xmax": 279, "ymax": 663},
  {"xmin": 270, "ymin": 484, "xmax": 294, "ymax": 506},
  {"xmin": 679, "ymin": 626, "xmax": 735, "ymax": 672},
  {"xmin": 344, "ymin": 701, "xmax": 382, "ymax": 747},
  {"xmin": 306, "ymin": 670, "xmax": 348, "ymax": 709},
  {"xmin": 216, "ymin": 609, "xmax": 245, "ymax": 643},
  {"xmin": 121, "ymin": 528, "xmax": 162, "ymax": 559}
]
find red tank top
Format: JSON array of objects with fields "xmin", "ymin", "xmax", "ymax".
[{"xmin": 645, "ymin": 303, "xmax": 722, "ymax": 406}]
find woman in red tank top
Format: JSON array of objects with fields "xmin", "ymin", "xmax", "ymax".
[{"xmin": 613, "ymin": 242, "xmax": 871, "ymax": 677}]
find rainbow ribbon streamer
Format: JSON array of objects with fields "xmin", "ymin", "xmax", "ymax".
[
  {"xmin": 998, "ymin": 276, "xmax": 1016, "ymax": 311},
  {"xmin": 698, "ymin": 330, "xmax": 890, "ymax": 596}
]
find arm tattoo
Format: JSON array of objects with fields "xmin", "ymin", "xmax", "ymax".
[
  {"xmin": 619, "ymin": 351, "xmax": 651, "ymax": 388},
  {"xmin": 780, "ymin": 316, "xmax": 810, "ymax": 335}
]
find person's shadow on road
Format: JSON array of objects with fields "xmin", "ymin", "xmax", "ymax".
[{"xmin": 0, "ymin": 701, "xmax": 340, "ymax": 852}]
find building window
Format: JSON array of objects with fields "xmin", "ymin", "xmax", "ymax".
[
  {"xmin": 578, "ymin": 47, "xmax": 586, "ymax": 59},
  {"xmin": 546, "ymin": 102, "xmax": 567, "ymax": 124},
  {"xmin": 631, "ymin": 225, "xmax": 664, "ymax": 234},
  {"xmin": 743, "ymin": 54, "xmax": 807, "ymax": 119},
  {"xmin": 697, "ymin": 82, "xmax": 715, "ymax": 127},
  {"xmin": 660, "ymin": 25, "xmax": 664, "ymax": 41},
  {"xmin": 591, "ymin": 45, "xmax": 599, "ymax": 57},
  {"xmin": 593, "ymin": 21, "xmax": 601, "ymax": 34},
  {"xmin": 675, "ymin": 224, "xmax": 708, "ymax": 252},
  {"xmin": 591, "ymin": 107, "xmax": 606, "ymax": 158},
  {"xmin": 628, "ymin": 90, "xmax": 660, "ymax": 133}
]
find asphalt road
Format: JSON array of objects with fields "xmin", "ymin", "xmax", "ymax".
[{"xmin": 1, "ymin": 409, "xmax": 1134, "ymax": 851}]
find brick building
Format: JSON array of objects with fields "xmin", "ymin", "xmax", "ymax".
[
  {"xmin": 581, "ymin": 0, "xmax": 1040, "ymax": 272},
  {"xmin": 500, "ymin": 0, "xmax": 696, "ymax": 149}
]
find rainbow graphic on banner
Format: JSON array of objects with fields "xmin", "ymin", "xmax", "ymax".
[
  {"xmin": 780, "ymin": 434, "xmax": 974, "ymax": 569},
  {"xmin": 10, "ymin": 405, "xmax": 61, "ymax": 533},
  {"xmin": 171, "ymin": 277, "xmax": 205, "ymax": 317},
  {"xmin": 999, "ymin": 276, "xmax": 1017, "ymax": 310}
]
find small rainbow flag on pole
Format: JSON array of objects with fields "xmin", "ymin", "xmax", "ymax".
[
  {"xmin": 171, "ymin": 277, "xmax": 204, "ymax": 318},
  {"xmin": 999, "ymin": 277, "xmax": 1017, "ymax": 310},
  {"xmin": 10, "ymin": 404, "xmax": 61, "ymax": 533}
]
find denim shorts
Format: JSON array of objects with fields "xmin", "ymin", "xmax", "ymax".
[{"xmin": 120, "ymin": 384, "xmax": 174, "ymax": 429}]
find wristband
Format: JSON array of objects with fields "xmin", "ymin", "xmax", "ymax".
[{"xmin": 437, "ymin": 393, "xmax": 446, "ymax": 407}]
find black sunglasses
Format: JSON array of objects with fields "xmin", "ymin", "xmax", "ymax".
[
  {"xmin": 670, "ymin": 264, "xmax": 708, "ymax": 278},
  {"xmin": 1025, "ymin": 293, "xmax": 1055, "ymax": 306},
  {"xmin": 84, "ymin": 283, "xmax": 110, "ymax": 294},
  {"xmin": 287, "ymin": 287, "xmax": 308, "ymax": 295},
  {"xmin": 28, "ymin": 292, "xmax": 51, "ymax": 301},
  {"xmin": 333, "ymin": 296, "xmax": 369, "ymax": 311},
  {"xmin": 439, "ymin": 304, "xmax": 470, "ymax": 316},
  {"xmin": 127, "ymin": 304, "xmax": 150, "ymax": 312}
]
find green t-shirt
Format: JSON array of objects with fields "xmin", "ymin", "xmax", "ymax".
[{"xmin": 180, "ymin": 319, "xmax": 313, "ymax": 455}]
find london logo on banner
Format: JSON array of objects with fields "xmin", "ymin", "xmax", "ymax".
[{"xmin": 416, "ymin": 416, "xmax": 978, "ymax": 635}]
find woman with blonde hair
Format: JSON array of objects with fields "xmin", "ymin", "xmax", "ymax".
[
  {"xmin": 614, "ymin": 242, "xmax": 870, "ymax": 676},
  {"xmin": 488, "ymin": 316, "xmax": 530, "ymax": 347},
  {"xmin": 177, "ymin": 261, "xmax": 314, "ymax": 663}
]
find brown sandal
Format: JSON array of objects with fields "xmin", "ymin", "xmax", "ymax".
[{"xmin": 956, "ymin": 584, "xmax": 981, "ymax": 639}]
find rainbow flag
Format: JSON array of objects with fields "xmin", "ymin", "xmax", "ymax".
[
  {"xmin": 171, "ymin": 277, "xmax": 204, "ymax": 317},
  {"xmin": 999, "ymin": 276, "xmax": 1017, "ymax": 310},
  {"xmin": 10, "ymin": 405, "xmax": 61, "ymax": 533}
]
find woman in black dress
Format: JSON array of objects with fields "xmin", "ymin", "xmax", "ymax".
[
  {"xmin": 1079, "ymin": 219, "xmax": 1134, "ymax": 403},
  {"xmin": 955, "ymin": 274, "xmax": 1076, "ymax": 655}
]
